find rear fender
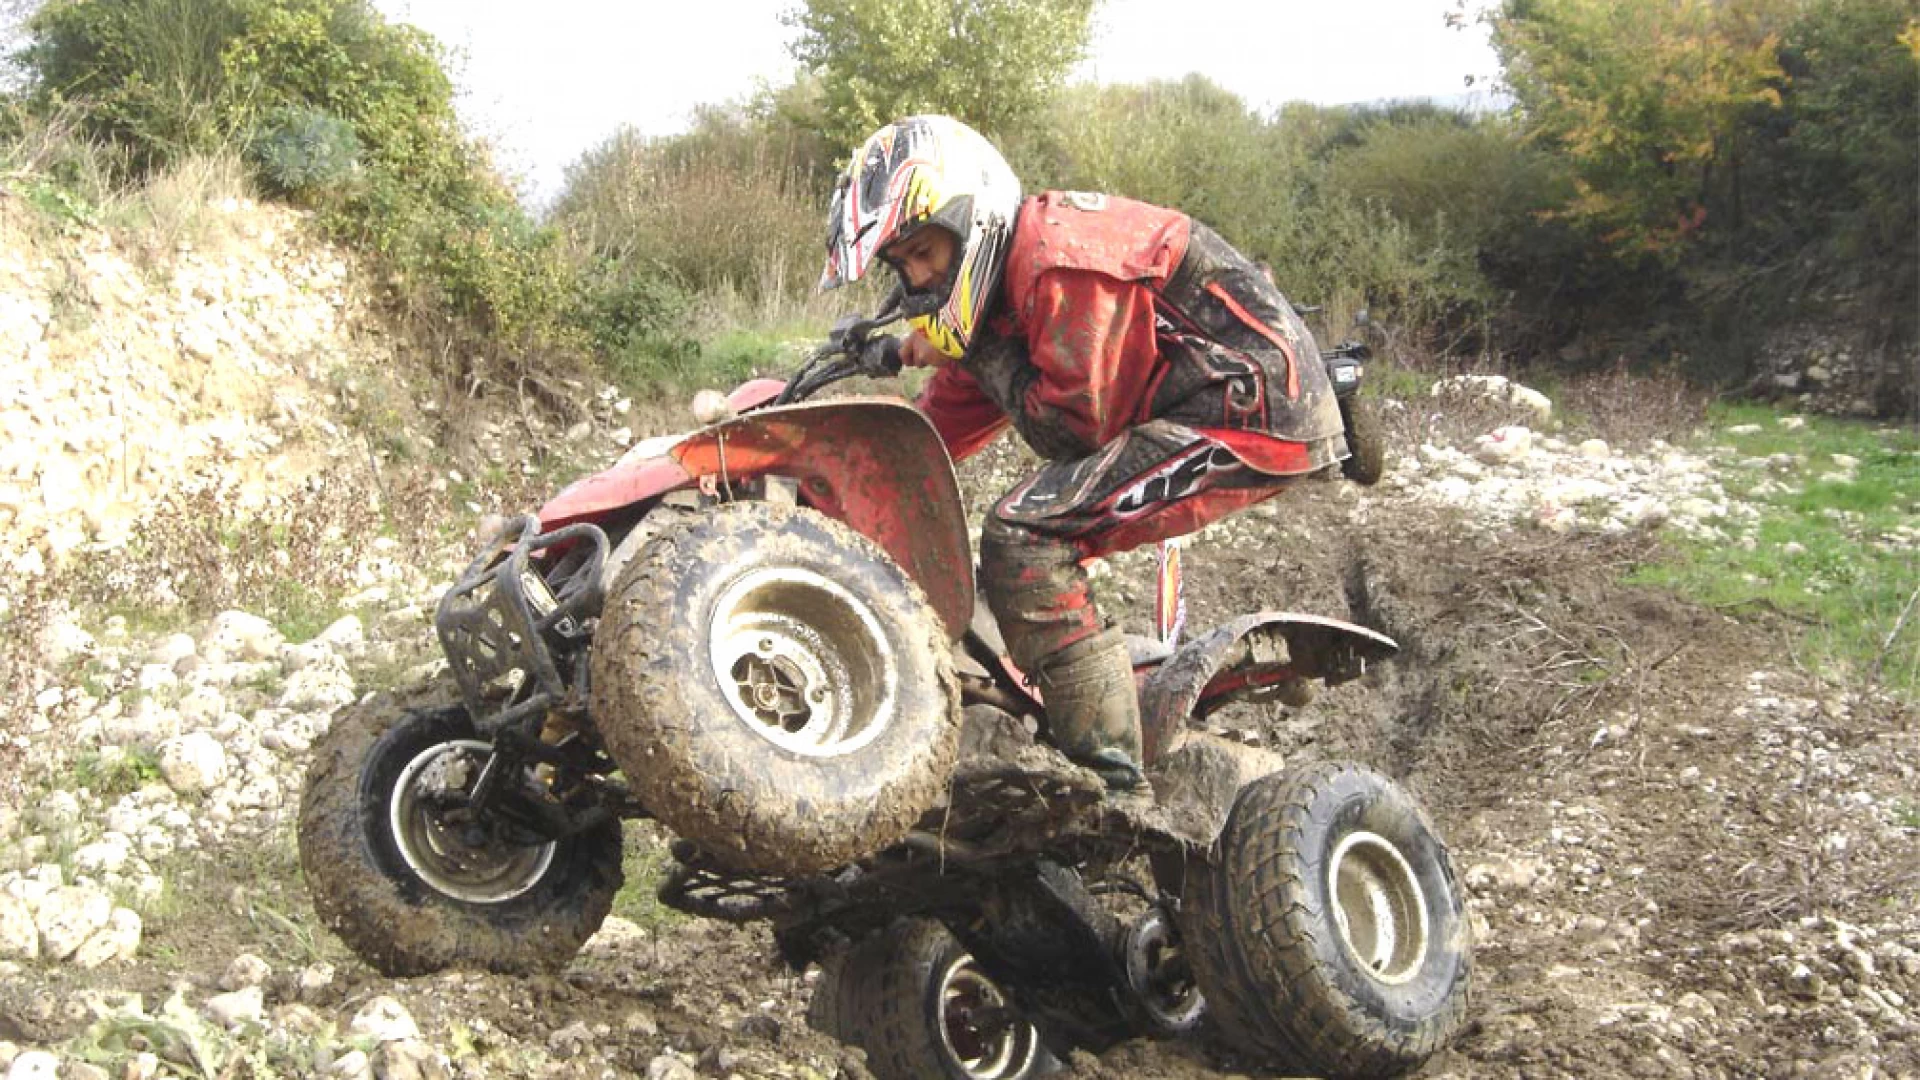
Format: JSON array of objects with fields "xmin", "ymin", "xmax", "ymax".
[
  {"xmin": 1138, "ymin": 613, "xmax": 1398, "ymax": 764},
  {"xmin": 538, "ymin": 397, "xmax": 974, "ymax": 640}
]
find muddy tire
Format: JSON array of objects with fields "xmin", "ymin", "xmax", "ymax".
[
  {"xmin": 844, "ymin": 919, "xmax": 1053, "ymax": 1080},
  {"xmin": 1340, "ymin": 395, "xmax": 1387, "ymax": 486},
  {"xmin": 1181, "ymin": 762, "xmax": 1470, "ymax": 1078},
  {"xmin": 297, "ymin": 701, "xmax": 623, "ymax": 977},
  {"xmin": 592, "ymin": 501, "xmax": 960, "ymax": 876}
]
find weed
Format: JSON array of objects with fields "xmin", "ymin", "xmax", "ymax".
[
  {"xmin": 72, "ymin": 746, "xmax": 164, "ymax": 798},
  {"xmin": 611, "ymin": 827, "xmax": 689, "ymax": 933}
]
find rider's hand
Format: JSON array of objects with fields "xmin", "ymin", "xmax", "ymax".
[
  {"xmin": 897, "ymin": 330, "xmax": 945, "ymax": 369},
  {"xmin": 855, "ymin": 334, "xmax": 902, "ymax": 377}
]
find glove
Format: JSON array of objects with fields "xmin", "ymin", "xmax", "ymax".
[
  {"xmin": 854, "ymin": 334, "xmax": 902, "ymax": 377},
  {"xmin": 829, "ymin": 316, "xmax": 902, "ymax": 377}
]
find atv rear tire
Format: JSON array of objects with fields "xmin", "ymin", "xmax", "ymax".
[
  {"xmin": 592, "ymin": 501, "xmax": 960, "ymax": 877},
  {"xmin": 1340, "ymin": 395, "xmax": 1387, "ymax": 485},
  {"xmin": 835, "ymin": 918, "xmax": 1053, "ymax": 1080},
  {"xmin": 297, "ymin": 701, "xmax": 623, "ymax": 977},
  {"xmin": 1181, "ymin": 761, "xmax": 1470, "ymax": 1078}
]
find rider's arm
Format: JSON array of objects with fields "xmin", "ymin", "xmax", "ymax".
[
  {"xmin": 1015, "ymin": 268, "xmax": 1161, "ymax": 449},
  {"xmin": 916, "ymin": 362, "xmax": 1010, "ymax": 462}
]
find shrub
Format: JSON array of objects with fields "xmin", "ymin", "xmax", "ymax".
[{"xmin": 248, "ymin": 103, "xmax": 358, "ymax": 197}]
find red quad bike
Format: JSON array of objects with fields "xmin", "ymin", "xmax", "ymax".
[{"xmin": 296, "ymin": 301, "xmax": 1470, "ymax": 1080}]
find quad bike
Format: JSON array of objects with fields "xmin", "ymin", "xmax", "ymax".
[{"xmin": 296, "ymin": 297, "xmax": 1468, "ymax": 1079}]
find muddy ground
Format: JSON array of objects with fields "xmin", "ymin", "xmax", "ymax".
[{"xmin": 5, "ymin": 407, "xmax": 1918, "ymax": 1080}]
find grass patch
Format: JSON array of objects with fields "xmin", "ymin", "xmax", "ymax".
[
  {"xmin": 610, "ymin": 828, "xmax": 689, "ymax": 934},
  {"xmin": 1628, "ymin": 404, "xmax": 1920, "ymax": 696},
  {"xmin": 72, "ymin": 746, "xmax": 164, "ymax": 798}
]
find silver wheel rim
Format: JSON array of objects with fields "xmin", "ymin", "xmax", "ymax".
[
  {"xmin": 935, "ymin": 954, "xmax": 1040, "ymax": 1080},
  {"xmin": 1328, "ymin": 829, "xmax": 1430, "ymax": 986},
  {"xmin": 1123, "ymin": 908, "xmax": 1206, "ymax": 1029},
  {"xmin": 389, "ymin": 739, "xmax": 555, "ymax": 904},
  {"xmin": 708, "ymin": 567, "xmax": 898, "ymax": 758}
]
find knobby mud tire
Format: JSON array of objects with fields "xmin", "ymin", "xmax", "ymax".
[
  {"xmin": 845, "ymin": 918, "xmax": 1053, "ymax": 1080},
  {"xmin": 592, "ymin": 501, "xmax": 960, "ymax": 877},
  {"xmin": 296, "ymin": 700, "xmax": 623, "ymax": 977},
  {"xmin": 1180, "ymin": 762, "xmax": 1470, "ymax": 1078},
  {"xmin": 1340, "ymin": 395, "xmax": 1388, "ymax": 486}
]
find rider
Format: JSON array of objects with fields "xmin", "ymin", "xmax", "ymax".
[{"xmin": 820, "ymin": 115, "xmax": 1351, "ymax": 793}]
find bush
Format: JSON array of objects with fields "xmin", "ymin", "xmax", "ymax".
[
  {"xmin": 16, "ymin": 0, "xmax": 591, "ymax": 380},
  {"xmin": 248, "ymin": 104, "xmax": 358, "ymax": 197},
  {"xmin": 554, "ymin": 122, "xmax": 825, "ymax": 307}
]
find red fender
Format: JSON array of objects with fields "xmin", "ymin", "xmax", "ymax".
[
  {"xmin": 538, "ymin": 397, "xmax": 975, "ymax": 641},
  {"xmin": 1138, "ymin": 613, "xmax": 1399, "ymax": 763}
]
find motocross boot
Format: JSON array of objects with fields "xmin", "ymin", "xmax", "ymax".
[{"xmin": 1031, "ymin": 630, "xmax": 1149, "ymax": 794}]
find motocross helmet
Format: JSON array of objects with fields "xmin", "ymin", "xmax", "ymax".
[{"xmin": 819, "ymin": 115, "xmax": 1021, "ymax": 360}]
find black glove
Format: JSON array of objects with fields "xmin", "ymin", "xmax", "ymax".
[
  {"xmin": 829, "ymin": 316, "xmax": 902, "ymax": 377},
  {"xmin": 854, "ymin": 334, "xmax": 902, "ymax": 376}
]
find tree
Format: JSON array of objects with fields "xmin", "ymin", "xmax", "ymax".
[
  {"xmin": 1489, "ymin": 0, "xmax": 1785, "ymax": 263},
  {"xmin": 784, "ymin": 0, "xmax": 1099, "ymax": 149}
]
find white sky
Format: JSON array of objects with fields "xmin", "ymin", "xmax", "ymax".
[{"xmin": 370, "ymin": 0, "xmax": 1500, "ymax": 208}]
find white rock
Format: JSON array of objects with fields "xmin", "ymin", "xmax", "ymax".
[
  {"xmin": 1465, "ymin": 855, "xmax": 1550, "ymax": 893},
  {"xmin": 137, "ymin": 664, "xmax": 178, "ymax": 694},
  {"xmin": 125, "ymin": 1052, "xmax": 160, "ymax": 1080},
  {"xmin": 223, "ymin": 952, "xmax": 271, "ymax": 990},
  {"xmin": 277, "ymin": 666, "xmax": 354, "ymax": 711},
  {"xmin": 297, "ymin": 961, "xmax": 335, "ymax": 1000},
  {"xmin": 372, "ymin": 1040, "xmax": 449, "ymax": 1080},
  {"xmin": 204, "ymin": 985, "xmax": 263, "ymax": 1028},
  {"xmin": 148, "ymin": 634, "xmax": 198, "ymax": 667},
  {"xmin": 70, "ymin": 836, "xmax": 131, "ymax": 875},
  {"xmin": 35, "ymin": 613, "xmax": 95, "ymax": 668},
  {"xmin": 0, "ymin": 894, "xmax": 36, "ymax": 961},
  {"xmin": 646, "ymin": 1056, "xmax": 698, "ymax": 1080},
  {"xmin": 201, "ymin": 611, "xmax": 283, "ymax": 663},
  {"xmin": 1577, "ymin": 438, "xmax": 1611, "ymax": 459},
  {"xmin": 1474, "ymin": 425, "xmax": 1534, "ymax": 465},
  {"xmin": 326, "ymin": 1050, "xmax": 371, "ymax": 1079},
  {"xmin": 159, "ymin": 731, "xmax": 228, "ymax": 794},
  {"xmin": 34, "ymin": 885, "xmax": 111, "ymax": 960},
  {"xmin": 314, "ymin": 614, "xmax": 364, "ymax": 650},
  {"xmin": 349, "ymin": 995, "xmax": 420, "ymax": 1043},
  {"xmin": 4, "ymin": 1051, "xmax": 58, "ymax": 1079},
  {"xmin": 175, "ymin": 686, "xmax": 227, "ymax": 727},
  {"xmin": 70, "ymin": 907, "xmax": 140, "ymax": 968}
]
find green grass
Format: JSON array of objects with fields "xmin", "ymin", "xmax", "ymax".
[
  {"xmin": 1628, "ymin": 403, "xmax": 1920, "ymax": 695},
  {"xmin": 610, "ymin": 830, "xmax": 689, "ymax": 933},
  {"xmin": 72, "ymin": 746, "xmax": 165, "ymax": 798}
]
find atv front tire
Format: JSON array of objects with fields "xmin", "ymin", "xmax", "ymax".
[
  {"xmin": 592, "ymin": 501, "xmax": 960, "ymax": 876},
  {"xmin": 297, "ymin": 701, "xmax": 622, "ymax": 977},
  {"xmin": 1181, "ymin": 761, "xmax": 1470, "ymax": 1078}
]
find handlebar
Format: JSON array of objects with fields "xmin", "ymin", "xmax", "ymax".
[{"xmin": 771, "ymin": 289, "xmax": 912, "ymax": 406}]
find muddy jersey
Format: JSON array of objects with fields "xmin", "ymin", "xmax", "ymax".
[{"xmin": 916, "ymin": 191, "xmax": 1347, "ymax": 473}]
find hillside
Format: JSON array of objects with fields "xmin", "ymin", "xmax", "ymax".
[{"xmin": 0, "ymin": 200, "xmax": 1915, "ymax": 1080}]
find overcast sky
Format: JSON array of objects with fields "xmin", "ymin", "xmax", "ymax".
[{"xmin": 369, "ymin": 0, "xmax": 1501, "ymax": 207}]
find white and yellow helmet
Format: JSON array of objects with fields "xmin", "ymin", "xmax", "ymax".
[{"xmin": 820, "ymin": 115, "xmax": 1021, "ymax": 359}]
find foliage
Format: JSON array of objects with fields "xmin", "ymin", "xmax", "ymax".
[
  {"xmin": 15, "ymin": 0, "xmax": 590, "ymax": 375},
  {"xmin": 555, "ymin": 123, "xmax": 823, "ymax": 303},
  {"xmin": 1490, "ymin": 0, "xmax": 1785, "ymax": 262},
  {"xmin": 247, "ymin": 102, "xmax": 357, "ymax": 196},
  {"xmin": 785, "ymin": 0, "xmax": 1098, "ymax": 146}
]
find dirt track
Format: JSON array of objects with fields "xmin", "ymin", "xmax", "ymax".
[{"xmin": 3, "ymin": 411, "xmax": 1917, "ymax": 1080}]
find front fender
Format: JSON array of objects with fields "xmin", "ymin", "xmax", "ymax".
[{"xmin": 540, "ymin": 398, "xmax": 974, "ymax": 641}]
